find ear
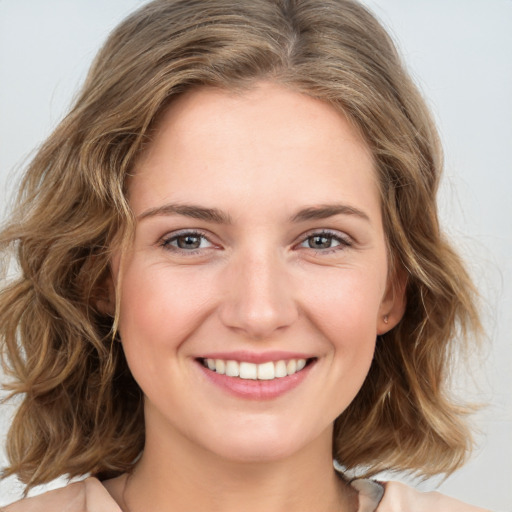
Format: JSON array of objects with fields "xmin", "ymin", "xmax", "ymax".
[
  {"xmin": 95, "ymin": 266, "xmax": 116, "ymax": 317},
  {"xmin": 377, "ymin": 268, "xmax": 407, "ymax": 335}
]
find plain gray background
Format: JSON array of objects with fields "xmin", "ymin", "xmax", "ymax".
[{"xmin": 0, "ymin": 1, "xmax": 511, "ymax": 509}]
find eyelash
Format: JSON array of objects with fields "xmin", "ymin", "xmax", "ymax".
[
  {"xmin": 160, "ymin": 230, "xmax": 213, "ymax": 255},
  {"xmin": 159, "ymin": 229, "xmax": 353, "ymax": 255},
  {"xmin": 298, "ymin": 230, "xmax": 353, "ymax": 254}
]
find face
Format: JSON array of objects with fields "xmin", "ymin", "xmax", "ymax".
[{"xmin": 111, "ymin": 82, "xmax": 404, "ymax": 464}]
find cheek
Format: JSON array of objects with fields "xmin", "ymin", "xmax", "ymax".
[
  {"xmin": 300, "ymin": 265, "xmax": 385, "ymax": 336},
  {"xmin": 116, "ymin": 263, "xmax": 218, "ymax": 408},
  {"xmin": 116, "ymin": 263, "xmax": 215, "ymax": 381},
  {"xmin": 119, "ymin": 263, "xmax": 209, "ymax": 335},
  {"xmin": 298, "ymin": 266, "xmax": 385, "ymax": 396}
]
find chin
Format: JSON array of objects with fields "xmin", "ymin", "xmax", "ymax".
[
  {"xmin": 201, "ymin": 421, "xmax": 326, "ymax": 464},
  {"xmin": 214, "ymin": 440, "xmax": 299, "ymax": 464}
]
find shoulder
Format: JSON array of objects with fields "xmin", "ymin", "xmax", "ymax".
[
  {"xmin": 375, "ymin": 481, "xmax": 492, "ymax": 512},
  {"xmin": 1, "ymin": 478, "xmax": 122, "ymax": 512}
]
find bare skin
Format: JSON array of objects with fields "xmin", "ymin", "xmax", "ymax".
[
  {"xmin": 101, "ymin": 478, "xmax": 491, "ymax": 512},
  {"xmin": 103, "ymin": 82, "xmax": 400, "ymax": 512},
  {"xmin": 99, "ymin": 82, "xmax": 488, "ymax": 512},
  {"xmin": 377, "ymin": 482, "xmax": 491, "ymax": 512}
]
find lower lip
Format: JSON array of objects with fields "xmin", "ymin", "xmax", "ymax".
[{"xmin": 196, "ymin": 360, "xmax": 315, "ymax": 400}]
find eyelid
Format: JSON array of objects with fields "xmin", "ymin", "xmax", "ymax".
[
  {"xmin": 159, "ymin": 229, "xmax": 218, "ymax": 253},
  {"xmin": 295, "ymin": 229, "xmax": 353, "ymax": 252},
  {"xmin": 157, "ymin": 228, "xmax": 353, "ymax": 255}
]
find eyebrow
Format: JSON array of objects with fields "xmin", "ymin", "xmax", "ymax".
[
  {"xmin": 137, "ymin": 202, "xmax": 370, "ymax": 224},
  {"xmin": 289, "ymin": 204, "xmax": 370, "ymax": 223},
  {"xmin": 138, "ymin": 204, "xmax": 232, "ymax": 224}
]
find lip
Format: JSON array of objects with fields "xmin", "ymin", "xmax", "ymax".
[
  {"xmin": 196, "ymin": 350, "xmax": 315, "ymax": 364},
  {"xmin": 195, "ymin": 356, "xmax": 316, "ymax": 400}
]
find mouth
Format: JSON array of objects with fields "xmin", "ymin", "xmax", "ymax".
[{"xmin": 197, "ymin": 357, "xmax": 317, "ymax": 381}]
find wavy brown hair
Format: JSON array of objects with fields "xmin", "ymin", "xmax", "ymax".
[{"xmin": 0, "ymin": 0, "xmax": 480, "ymax": 491}]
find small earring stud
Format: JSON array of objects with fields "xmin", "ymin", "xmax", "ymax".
[{"xmin": 383, "ymin": 315, "xmax": 389, "ymax": 324}]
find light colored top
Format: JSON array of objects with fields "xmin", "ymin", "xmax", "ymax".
[{"xmin": 1, "ymin": 476, "xmax": 384, "ymax": 512}]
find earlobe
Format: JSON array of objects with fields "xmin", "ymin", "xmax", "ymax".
[{"xmin": 377, "ymin": 269, "xmax": 407, "ymax": 335}]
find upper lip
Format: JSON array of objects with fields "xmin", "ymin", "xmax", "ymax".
[{"xmin": 196, "ymin": 351, "xmax": 315, "ymax": 364}]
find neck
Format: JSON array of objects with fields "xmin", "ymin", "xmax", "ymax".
[{"xmin": 118, "ymin": 420, "xmax": 356, "ymax": 512}]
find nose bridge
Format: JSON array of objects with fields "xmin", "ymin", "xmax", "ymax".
[{"xmin": 219, "ymin": 244, "xmax": 298, "ymax": 338}]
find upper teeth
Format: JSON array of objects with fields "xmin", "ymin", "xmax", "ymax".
[{"xmin": 204, "ymin": 358, "xmax": 307, "ymax": 380}]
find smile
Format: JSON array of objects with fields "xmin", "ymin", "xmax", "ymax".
[{"xmin": 200, "ymin": 358, "xmax": 310, "ymax": 380}]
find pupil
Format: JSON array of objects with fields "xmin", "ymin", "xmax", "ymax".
[
  {"xmin": 310, "ymin": 235, "xmax": 331, "ymax": 249},
  {"xmin": 178, "ymin": 235, "xmax": 201, "ymax": 249}
]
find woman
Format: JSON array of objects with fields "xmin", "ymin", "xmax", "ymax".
[{"xmin": 0, "ymin": 0, "xmax": 492, "ymax": 510}]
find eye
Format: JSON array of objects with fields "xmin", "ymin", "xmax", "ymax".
[
  {"xmin": 298, "ymin": 231, "xmax": 352, "ymax": 252},
  {"xmin": 161, "ymin": 231, "xmax": 214, "ymax": 252}
]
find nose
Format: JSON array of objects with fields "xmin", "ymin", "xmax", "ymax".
[{"xmin": 218, "ymin": 248, "xmax": 299, "ymax": 339}]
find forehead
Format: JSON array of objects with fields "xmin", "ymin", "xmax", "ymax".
[
  {"xmin": 130, "ymin": 82, "xmax": 379, "ymax": 221},
  {"xmin": 143, "ymin": 82, "xmax": 372, "ymax": 161}
]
